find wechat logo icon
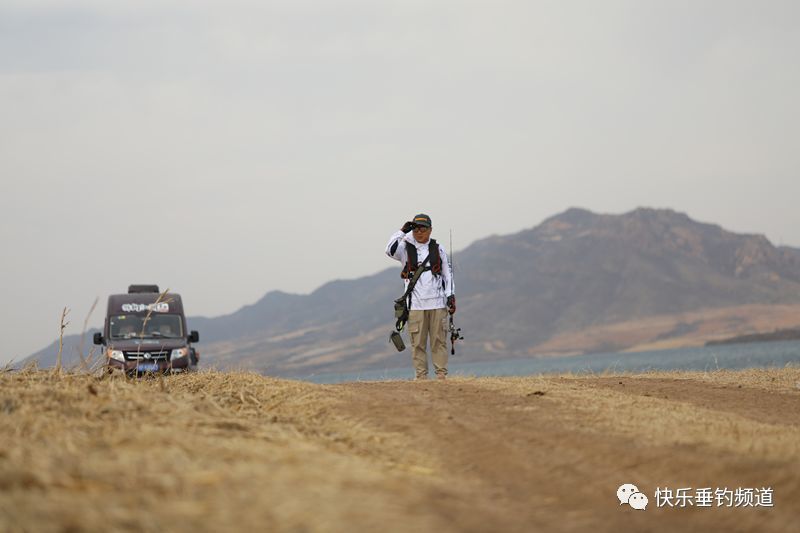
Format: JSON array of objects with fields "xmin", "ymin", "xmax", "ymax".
[{"xmin": 618, "ymin": 483, "xmax": 648, "ymax": 511}]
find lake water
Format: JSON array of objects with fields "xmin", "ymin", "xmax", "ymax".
[{"xmin": 299, "ymin": 340, "xmax": 800, "ymax": 384}]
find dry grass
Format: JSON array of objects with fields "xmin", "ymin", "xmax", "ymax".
[
  {"xmin": 0, "ymin": 369, "xmax": 444, "ymax": 533},
  {"xmin": 2, "ymin": 367, "xmax": 799, "ymax": 532},
  {"xmin": 631, "ymin": 366, "xmax": 800, "ymax": 391}
]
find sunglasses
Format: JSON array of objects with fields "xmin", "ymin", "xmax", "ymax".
[{"xmin": 412, "ymin": 226, "xmax": 431, "ymax": 232}]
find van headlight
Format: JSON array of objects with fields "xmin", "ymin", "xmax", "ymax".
[
  {"xmin": 171, "ymin": 348, "xmax": 188, "ymax": 359},
  {"xmin": 107, "ymin": 349, "xmax": 125, "ymax": 362}
]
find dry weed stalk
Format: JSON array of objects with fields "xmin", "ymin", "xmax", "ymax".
[
  {"xmin": 55, "ymin": 307, "xmax": 70, "ymax": 374},
  {"xmin": 133, "ymin": 289, "xmax": 173, "ymax": 375},
  {"xmin": 138, "ymin": 288, "xmax": 172, "ymax": 339}
]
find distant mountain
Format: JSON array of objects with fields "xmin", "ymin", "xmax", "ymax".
[
  {"xmin": 15, "ymin": 328, "xmax": 103, "ymax": 370},
  {"xmin": 458, "ymin": 207, "xmax": 800, "ymax": 350},
  {"xmin": 21, "ymin": 208, "xmax": 800, "ymax": 376},
  {"xmin": 781, "ymin": 246, "xmax": 800, "ymax": 261},
  {"xmin": 706, "ymin": 327, "xmax": 800, "ymax": 346}
]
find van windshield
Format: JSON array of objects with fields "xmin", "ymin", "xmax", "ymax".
[{"xmin": 109, "ymin": 314, "xmax": 184, "ymax": 339}]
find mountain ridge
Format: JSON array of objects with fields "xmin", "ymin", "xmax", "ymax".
[{"xmin": 20, "ymin": 207, "xmax": 800, "ymax": 375}]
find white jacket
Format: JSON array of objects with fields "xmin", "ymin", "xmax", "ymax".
[{"xmin": 385, "ymin": 230, "xmax": 454, "ymax": 310}]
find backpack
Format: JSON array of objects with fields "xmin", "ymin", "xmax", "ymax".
[{"xmin": 401, "ymin": 240, "xmax": 442, "ymax": 279}]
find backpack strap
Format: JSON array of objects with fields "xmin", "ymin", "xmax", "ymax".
[
  {"xmin": 401, "ymin": 242, "xmax": 417, "ymax": 279},
  {"xmin": 394, "ymin": 254, "xmax": 431, "ymax": 331},
  {"xmin": 429, "ymin": 240, "xmax": 442, "ymax": 275},
  {"xmin": 401, "ymin": 239, "xmax": 441, "ymax": 279}
]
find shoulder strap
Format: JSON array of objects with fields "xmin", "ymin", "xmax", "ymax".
[
  {"xmin": 429, "ymin": 239, "xmax": 442, "ymax": 274},
  {"xmin": 403, "ymin": 240, "xmax": 441, "ymax": 278},
  {"xmin": 393, "ymin": 254, "xmax": 431, "ymax": 332},
  {"xmin": 394, "ymin": 255, "xmax": 431, "ymax": 331},
  {"xmin": 395, "ymin": 254, "xmax": 431, "ymax": 303},
  {"xmin": 401, "ymin": 242, "xmax": 418, "ymax": 279},
  {"xmin": 403, "ymin": 254, "xmax": 430, "ymax": 298}
]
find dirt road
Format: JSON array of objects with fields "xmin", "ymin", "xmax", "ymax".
[
  {"xmin": 1, "ymin": 368, "xmax": 798, "ymax": 532},
  {"xmin": 335, "ymin": 372, "xmax": 800, "ymax": 532}
]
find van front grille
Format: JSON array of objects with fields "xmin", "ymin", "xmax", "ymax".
[{"xmin": 124, "ymin": 350, "xmax": 170, "ymax": 361}]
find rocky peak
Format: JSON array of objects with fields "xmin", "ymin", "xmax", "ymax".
[{"xmin": 528, "ymin": 207, "xmax": 798, "ymax": 281}]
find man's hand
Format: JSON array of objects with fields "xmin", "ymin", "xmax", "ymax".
[
  {"xmin": 447, "ymin": 295, "xmax": 456, "ymax": 315},
  {"xmin": 401, "ymin": 221, "xmax": 416, "ymax": 233}
]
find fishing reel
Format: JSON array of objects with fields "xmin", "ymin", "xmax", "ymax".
[{"xmin": 449, "ymin": 317, "xmax": 464, "ymax": 355}]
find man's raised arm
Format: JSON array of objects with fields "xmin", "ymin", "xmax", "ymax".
[{"xmin": 385, "ymin": 221, "xmax": 415, "ymax": 262}]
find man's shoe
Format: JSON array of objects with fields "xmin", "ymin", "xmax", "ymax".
[{"xmin": 436, "ymin": 373, "xmax": 447, "ymax": 381}]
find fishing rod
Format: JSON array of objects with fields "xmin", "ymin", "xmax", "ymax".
[{"xmin": 449, "ymin": 229, "xmax": 463, "ymax": 355}]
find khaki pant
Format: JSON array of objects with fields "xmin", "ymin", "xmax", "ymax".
[{"xmin": 408, "ymin": 308, "xmax": 448, "ymax": 379}]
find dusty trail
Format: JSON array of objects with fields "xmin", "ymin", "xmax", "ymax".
[
  {"xmin": 580, "ymin": 375, "xmax": 800, "ymax": 426},
  {"xmin": 334, "ymin": 374, "xmax": 800, "ymax": 532}
]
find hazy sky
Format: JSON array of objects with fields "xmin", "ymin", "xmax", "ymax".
[{"xmin": 2, "ymin": 0, "xmax": 799, "ymax": 363}]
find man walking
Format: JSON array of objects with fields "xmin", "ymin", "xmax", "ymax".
[{"xmin": 385, "ymin": 214, "xmax": 456, "ymax": 380}]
